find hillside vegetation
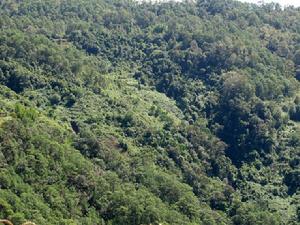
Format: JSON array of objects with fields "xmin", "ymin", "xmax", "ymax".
[{"xmin": 0, "ymin": 0, "xmax": 300, "ymax": 224}]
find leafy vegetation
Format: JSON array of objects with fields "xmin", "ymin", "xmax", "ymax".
[{"xmin": 0, "ymin": 0, "xmax": 300, "ymax": 224}]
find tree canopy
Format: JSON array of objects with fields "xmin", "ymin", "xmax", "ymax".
[{"xmin": 0, "ymin": 0, "xmax": 300, "ymax": 224}]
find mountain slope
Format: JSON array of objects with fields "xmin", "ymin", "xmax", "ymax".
[{"xmin": 0, "ymin": 0, "xmax": 300, "ymax": 224}]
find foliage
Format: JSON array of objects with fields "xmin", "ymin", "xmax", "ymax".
[{"xmin": 0, "ymin": 0, "xmax": 300, "ymax": 224}]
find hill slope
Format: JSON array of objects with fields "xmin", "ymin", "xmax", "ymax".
[{"xmin": 0, "ymin": 0, "xmax": 300, "ymax": 224}]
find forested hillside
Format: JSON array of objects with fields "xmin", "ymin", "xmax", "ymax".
[{"xmin": 0, "ymin": 0, "xmax": 300, "ymax": 224}]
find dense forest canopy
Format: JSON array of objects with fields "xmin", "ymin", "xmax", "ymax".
[{"xmin": 0, "ymin": 0, "xmax": 300, "ymax": 224}]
